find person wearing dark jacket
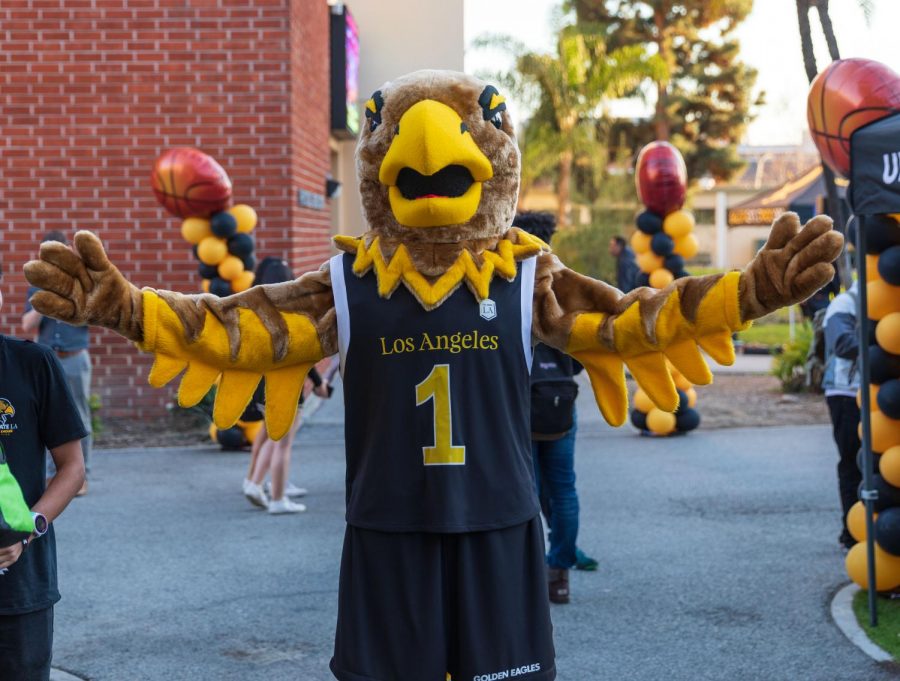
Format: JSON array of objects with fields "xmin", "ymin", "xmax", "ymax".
[
  {"xmin": 514, "ymin": 212, "xmax": 598, "ymax": 604},
  {"xmin": 823, "ymin": 281, "xmax": 861, "ymax": 549},
  {"xmin": 609, "ymin": 235, "xmax": 639, "ymax": 292}
]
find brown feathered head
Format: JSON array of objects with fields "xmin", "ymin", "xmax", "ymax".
[{"xmin": 355, "ymin": 70, "xmax": 520, "ymax": 245}]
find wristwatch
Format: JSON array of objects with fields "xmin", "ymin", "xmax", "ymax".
[{"xmin": 31, "ymin": 512, "xmax": 48, "ymax": 538}]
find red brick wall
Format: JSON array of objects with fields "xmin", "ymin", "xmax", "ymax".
[{"xmin": 0, "ymin": 0, "xmax": 333, "ymax": 418}]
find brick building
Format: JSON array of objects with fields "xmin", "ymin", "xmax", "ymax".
[{"xmin": 1, "ymin": 0, "xmax": 334, "ymax": 418}]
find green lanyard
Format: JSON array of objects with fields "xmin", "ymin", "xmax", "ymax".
[{"xmin": 0, "ymin": 441, "xmax": 35, "ymax": 547}]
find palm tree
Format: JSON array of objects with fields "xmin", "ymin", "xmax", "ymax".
[
  {"xmin": 795, "ymin": 0, "xmax": 847, "ymax": 284},
  {"xmin": 478, "ymin": 26, "xmax": 664, "ymax": 227}
]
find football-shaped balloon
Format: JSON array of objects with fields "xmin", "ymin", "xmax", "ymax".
[
  {"xmin": 635, "ymin": 142, "xmax": 687, "ymax": 215},
  {"xmin": 807, "ymin": 59, "xmax": 900, "ymax": 177},
  {"xmin": 151, "ymin": 147, "xmax": 233, "ymax": 218}
]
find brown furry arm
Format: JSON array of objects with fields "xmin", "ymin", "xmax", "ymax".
[
  {"xmin": 532, "ymin": 254, "xmax": 741, "ymax": 425},
  {"xmin": 531, "ymin": 212, "xmax": 842, "ymax": 426},
  {"xmin": 25, "ymin": 231, "xmax": 337, "ymax": 439}
]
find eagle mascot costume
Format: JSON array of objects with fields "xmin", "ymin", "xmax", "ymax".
[{"xmin": 25, "ymin": 70, "xmax": 842, "ymax": 681}]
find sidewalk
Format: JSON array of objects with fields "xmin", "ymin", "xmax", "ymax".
[{"xmin": 45, "ymin": 378, "xmax": 893, "ymax": 680}]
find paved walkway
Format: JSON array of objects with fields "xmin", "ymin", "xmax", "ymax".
[{"xmin": 48, "ymin": 379, "xmax": 898, "ymax": 680}]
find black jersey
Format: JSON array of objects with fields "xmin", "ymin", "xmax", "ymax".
[{"xmin": 331, "ymin": 252, "xmax": 539, "ymax": 533}]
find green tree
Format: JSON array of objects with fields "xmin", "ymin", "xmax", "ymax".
[
  {"xmin": 568, "ymin": 0, "xmax": 762, "ymax": 182},
  {"xmin": 477, "ymin": 25, "xmax": 664, "ymax": 227}
]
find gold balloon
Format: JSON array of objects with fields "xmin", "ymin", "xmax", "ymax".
[
  {"xmin": 631, "ymin": 230, "xmax": 652, "ymax": 255},
  {"xmin": 637, "ymin": 251, "xmax": 664, "ymax": 274},
  {"xmin": 845, "ymin": 541, "xmax": 900, "ymax": 591},
  {"xmin": 228, "ymin": 204, "xmax": 258, "ymax": 233},
  {"xmin": 181, "ymin": 217, "xmax": 212, "ymax": 244},
  {"xmin": 867, "ymin": 279, "xmax": 900, "ymax": 321},
  {"xmin": 686, "ymin": 387, "xmax": 697, "ymax": 408},
  {"xmin": 867, "ymin": 410, "xmax": 900, "ymax": 453},
  {"xmin": 847, "ymin": 501, "xmax": 871, "ymax": 543},
  {"xmin": 646, "ymin": 408, "xmax": 676, "ymax": 435},
  {"xmin": 208, "ymin": 423, "xmax": 218, "ymax": 443},
  {"xmin": 876, "ymin": 313, "xmax": 900, "ymax": 355},
  {"xmin": 634, "ymin": 389, "xmax": 655, "ymax": 414},
  {"xmin": 649, "ymin": 268, "xmax": 675, "ymax": 289},
  {"xmin": 881, "ymin": 446, "xmax": 900, "ymax": 488},
  {"xmin": 201, "ymin": 279, "xmax": 211, "ymax": 293},
  {"xmin": 197, "ymin": 236, "xmax": 228, "ymax": 266},
  {"xmin": 858, "ymin": 384, "xmax": 880, "ymax": 411},
  {"xmin": 673, "ymin": 233, "xmax": 699, "ymax": 259},
  {"xmin": 218, "ymin": 255, "xmax": 244, "ymax": 281},
  {"xmin": 231, "ymin": 269, "xmax": 256, "ymax": 293},
  {"xmin": 663, "ymin": 210, "xmax": 695, "ymax": 239}
]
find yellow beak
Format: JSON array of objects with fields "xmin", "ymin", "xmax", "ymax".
[{"xmin": 379, "ymin": 99, "xmax": 493, "ymax": 228}]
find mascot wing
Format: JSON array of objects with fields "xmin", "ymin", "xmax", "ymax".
[
  {"xmin": 24, "ymin": 231, "xmax": 334, "ymax": 440},
  {"xmin": 533, "ymin": 213, "xmax": 843, "ymax": 426}
]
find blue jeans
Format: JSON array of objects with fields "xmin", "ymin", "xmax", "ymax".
[{"xmin": 532, "ymin": 414, "xmax": 579, "ymax": 569}]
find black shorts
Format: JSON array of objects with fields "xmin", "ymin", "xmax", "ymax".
[
  {"xmin": 0, "ymin": 606, "xmax": 53, "ymax": 680},
  {"xmin": 330, "ymin": 517, "xmax": 555, "ymax": 681}
]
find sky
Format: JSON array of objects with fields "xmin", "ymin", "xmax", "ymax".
[{"xmin": 464, "ymin": 0, "xmax": 900, "ymax": 147}]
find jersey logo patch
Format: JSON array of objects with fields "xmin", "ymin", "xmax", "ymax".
[{"xmin": 479, "ymin": 298, "xmax": 497, "ymax": 321}]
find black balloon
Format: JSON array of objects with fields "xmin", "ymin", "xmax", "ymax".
[
  {"xmin": 871, "ymin": 345, "xmax": 900, "ymax": 384},
  {"xmin": 876, "ymin": 507, "xmax": 900, "ymax": 556},
  {"xmin": 210, "ymin": 277, "xmax": 233, "ymax": 297},
  {"xmin": 198, "ymin": 263, "xmax": 218, "ymax": 279},
  {"xmin": 865, "ymin": 214, "xmax": 900, "ymax": 254},
  {"xmin": 228, "ymin": 233, "xmax": 254, "ymax": 257},
  {"xmin": 211, "ymin": 211, "xmax": 239, "ymax": 238},
  {"xmin": 631, "ymin": 409, "xmax": 648, "ymax": 431},
  {"xmin": 676, "ymin": 408, "xmax": 700, "ymax": 432},
  {"xmin": 216, "ymin": 426, "xmax": 245, "ymax": 450},
  {"xmin": 242, "ymin": 254, "xmax": 256, "ymax": 272},
  {"xmin": 878, "ymin": 379, "xmax": 900, "ymax": 419},
  {"xmin": 878, "ymin": 245, "xmax": 900, "ymax": 286},
  {"xmin": 636, "ymin": 211, "xmax": 663, "ymax": 235},
  {"xmin": 651, "ymin": 232, "xmax": 675, "ymax": 257},
  {"xmin": 191, "ymin": 244, "xmax": 200, "ymax": 260},
  {"xmin": 857, "ymin": 448, "xmax": 882, "ymax": 474},
  {"xmin": 664, "ymin": 254, "xmax": 684, "ymax": 272},
  {"xmin": 872, "ymin": 474, "xmax": 900, "ymax": 511}
]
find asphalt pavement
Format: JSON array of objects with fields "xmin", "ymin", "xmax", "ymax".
[{"xmin": 48, "ymin": 377, "xmax": 900, "ymax": 680}]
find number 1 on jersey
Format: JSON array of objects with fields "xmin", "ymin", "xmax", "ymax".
[{"xmin": 415, "ymin": 364, "xmax": 466, "ymax": 465}]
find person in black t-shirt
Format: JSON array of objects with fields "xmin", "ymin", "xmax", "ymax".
[{"xmin": 0, "ymin": 266, "xmax": 87, "ymax": 680}]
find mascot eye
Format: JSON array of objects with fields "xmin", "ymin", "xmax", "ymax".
[
  {"xmin": 364, "ymin": 90, "xmax": 385, "ymax": 132},
  {"xmin": 478, "ymin": 85, "xmax": 506, "ymax": 129}
]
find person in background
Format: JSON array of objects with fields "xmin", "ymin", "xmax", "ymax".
[
  {"xmin": 514, "ymin": 212, "xmax": 598, "ymax": 604},
  {"xmin": 241, "ymin": 259, "xmax": 331, "ymax": 514},
  {"xmin": 0, "ymin": 261, "xmax": 87, "ymax": 680},
  {"xmin": 823, "ymin": 280, "xmax": 861, "ymax": 550},
  {"xmin": 22, "ymin": 231, "xmax": 92, "ymax": 497},
  {"xmin": 608, "ymin": 234, "xmax": 639, "ymax": 293}
]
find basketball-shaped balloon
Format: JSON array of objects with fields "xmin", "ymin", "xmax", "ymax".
[
  {"xmin": 807, "ymin": 59, "xmax": 900, "ymax": 177},
  {"xmin": 635, "ymin": 142, "xmax": 687, "ymax": 215},
  {"xmin": 151, "ymin": 147, "xmax": 233, "ymax": 218}
]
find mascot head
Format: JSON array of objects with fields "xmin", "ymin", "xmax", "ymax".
[{"xmin": 356, "ymin": 70, "xmax": 520, "ymax": 245}]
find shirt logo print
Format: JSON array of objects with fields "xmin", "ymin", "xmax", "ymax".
[{"xmin": 0, "ymin": 399, "xmax": 17, "ymax": 434}]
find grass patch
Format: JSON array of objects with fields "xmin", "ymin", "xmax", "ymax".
[
  {"xmin": 737, "ymin": 323, "xmax": 793, "ymax": 347},
  {"xmin": 853, "ymin": 588, "xmax": 900, "ymax": 660}
]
